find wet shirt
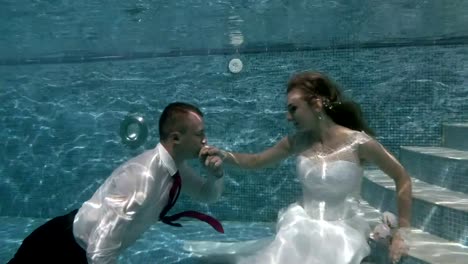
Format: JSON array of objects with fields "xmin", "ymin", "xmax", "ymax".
[{"xmin": 73, "ymin": 143, "xmax": 177, "ymax": 264}]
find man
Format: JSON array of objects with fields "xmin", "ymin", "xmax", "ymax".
[{"xmin": 9, "ymin": 102, "xmax": 225, "ymax": 263}]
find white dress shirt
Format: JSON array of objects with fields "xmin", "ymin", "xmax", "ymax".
[{"xmin": 73, "ymin": 143, "xmax": 178, "ymax": 264}]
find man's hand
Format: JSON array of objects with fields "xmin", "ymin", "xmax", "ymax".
[{"xmin": 199, "ymin": 146, "xmax": 224, "ymax": 178}]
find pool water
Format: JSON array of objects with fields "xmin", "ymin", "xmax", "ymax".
[{"xmin": 1, "ymin": 217, "xmax": 426, "ymax": 264}]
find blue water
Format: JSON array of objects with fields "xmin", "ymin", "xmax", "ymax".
[
  {"xmin": 1, "ymin": 45, "xmax": 467, "ymax": 221},
  {"xmin": 1, "ymin": 218, "xmax": 428, "ymax": 264},
  {"xmin": 0, "ymin": 218, "xmax": 273, "ymax": 263},
  {"xmin": 1, "ymin": 0, "xmax": 468, "ymax": 59}
]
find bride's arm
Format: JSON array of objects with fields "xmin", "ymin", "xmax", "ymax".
[
  {"xmin": 203, "ymin": 136, "xmax": 293, "ymax": 170},
  {"xmin": 358, "ymin": 138, "xmax": 412, "ymax": 263},
  {"xmin": 358, "ymin": 139, "xmax": 412, "ymax": 227}
]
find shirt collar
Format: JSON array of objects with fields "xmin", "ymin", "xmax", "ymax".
[{"xmin": 157, "ymin": 143, "xmax": 178, "ymax": 176}]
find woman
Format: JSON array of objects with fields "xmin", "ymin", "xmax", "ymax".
[{"xmin": 186, "ymin": 71, "xmax": 412, "ymax": 264}]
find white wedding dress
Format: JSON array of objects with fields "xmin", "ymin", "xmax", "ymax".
[{"xmin": 184, "ymin": 131, "xmax": 373, "ymax": 264}]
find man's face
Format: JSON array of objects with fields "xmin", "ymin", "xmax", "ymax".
[{"xmin": 179, "ymin": 111, "xmax": 207, "ymax": 159}]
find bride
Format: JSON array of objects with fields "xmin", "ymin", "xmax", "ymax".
[{"xmin": 186, "ymin": 71, "xmax": 412, "ymax": 264}]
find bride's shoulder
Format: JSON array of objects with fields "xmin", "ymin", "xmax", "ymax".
[{"xmin": 339, "ymin": 127, "xmax": 373, "ymax": 145}]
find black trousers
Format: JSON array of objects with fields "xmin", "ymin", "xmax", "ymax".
[{"xmin": 8, "ymin": 209, "xmax": 88, "ymax": 264}]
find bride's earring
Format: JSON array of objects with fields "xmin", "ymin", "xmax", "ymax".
[{"xmin": 318, "ymin": 112, "xmax": 324, "ymax": 120}]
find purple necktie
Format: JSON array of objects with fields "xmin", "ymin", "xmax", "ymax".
[{"xmin": 159, "ymin": 171, "xmax": 224, "ymax": 233}]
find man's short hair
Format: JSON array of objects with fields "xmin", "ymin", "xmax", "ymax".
[{"xmin": 159, "ymin": 102, "xmax": 203, "ymax": 140}]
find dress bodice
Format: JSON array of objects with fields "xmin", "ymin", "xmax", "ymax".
[
  {"xmin": 293, "ymin": 131, "xmax": 371, "ymax": 220},
  {"xmin": 183, "ymin": 132, "xmax": 374, "ymax": 264},
  {"xmin": 297, "ymin": 159, "xmax": 363, "ymax": 200}
]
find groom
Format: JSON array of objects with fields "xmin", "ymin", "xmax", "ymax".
[{"xmin": 9, "ymin": 102, "xmax": 225, "ymax": 264}]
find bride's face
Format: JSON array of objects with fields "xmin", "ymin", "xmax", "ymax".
[{"xmin": 287, "ymin": 89, "xmax": 319, "ymax": 132}]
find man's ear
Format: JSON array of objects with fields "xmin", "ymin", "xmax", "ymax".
[{"xmin": 169, "ymin": 131, "xmax": 182, "ymax": 144}]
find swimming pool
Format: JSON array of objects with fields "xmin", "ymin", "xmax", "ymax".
[
  {"xmin": 1, "ymin": 1, "xmax": 468, "ymax": 263},
  {"xmin": 1, "ymin": 217, "xmax": 428, "ymax": 263}
]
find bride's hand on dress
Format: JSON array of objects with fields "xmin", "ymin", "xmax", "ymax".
[{"xmin": 389, "ymin": 234, "xmax": 409, "ymax": 263}]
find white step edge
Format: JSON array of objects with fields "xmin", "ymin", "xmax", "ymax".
[
  {"xmin": 365, "ymin": 170, "xmax": 468, "ymax": 212},
  {"xmin": 401, "ymin": 146, "xmax": 468, "ymax": 160},
  {"xmin": 362, "ymin": 171, "xmax": 468, "ymax": 263}
]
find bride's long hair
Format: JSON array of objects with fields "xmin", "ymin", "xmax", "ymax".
[{"xmin": 287, "ymin": 71, "xmax": 375, "ymax": 136}]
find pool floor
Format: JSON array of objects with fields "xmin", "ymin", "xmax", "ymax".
[
  {"xmin": 1, "ymin": 217, "xmax": 420, "ymax": 264},
  {"xmin": 0, "ymin": 217, "xmax": 275, "ymax": 263}
]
